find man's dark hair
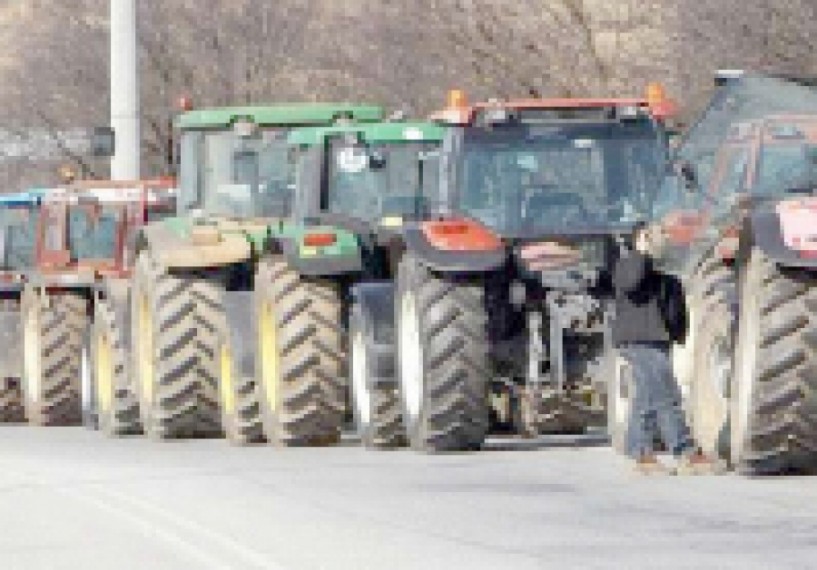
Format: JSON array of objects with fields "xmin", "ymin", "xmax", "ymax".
[{"xmin": 631, "ymin": 221, "xmax": 648, "ymax": 243}]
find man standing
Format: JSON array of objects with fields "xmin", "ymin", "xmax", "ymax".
[{"xmin": 612, "ymin": 223, "xmax": 720, "ymax": 474}]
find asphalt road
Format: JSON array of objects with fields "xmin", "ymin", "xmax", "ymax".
[{"xmin": 0, "ymin": 428, "xmax": 815, "ymax": 570}]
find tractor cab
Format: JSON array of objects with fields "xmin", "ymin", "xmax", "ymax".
[
  {"xmin": 32, "ymin": 179, "xmax": 176, "ymax": 280},
  {"xmin": 176, "ymin": 104, "xmax": 384, "ymax": 220},
  {"xmin": 652, "ymin": 74, "xmax": 817, "ymax": 274},
  {"xmin": 428, "ymin": 87, "xmax": 675, "ymax": 279},
  {"xmin": 287, "ymin": 121, "xmax": 445, "ymax": 239}
]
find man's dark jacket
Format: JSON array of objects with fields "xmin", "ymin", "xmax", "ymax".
[{"xmin": 611, "ymin": 251, "xmax": 688, "ymax": 346}]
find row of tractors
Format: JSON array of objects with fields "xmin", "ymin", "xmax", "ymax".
[{"xmin": 2, "ymin": 71, "xmax": 817, "ymax": 474}]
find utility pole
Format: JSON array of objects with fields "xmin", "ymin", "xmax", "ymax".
[{"xmin": 110, "ymin": 0, "xmax": 140, "ymax": 180}]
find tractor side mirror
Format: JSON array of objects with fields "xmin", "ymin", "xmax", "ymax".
[{"xmin": 90, "ymin": 127, "xmax": 116, "ymax": 158}]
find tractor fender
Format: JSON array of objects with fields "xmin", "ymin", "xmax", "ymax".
[
  {"xmin": 137, "ymin": 222, "xmax": 251, "ymax": 271},
  {"xmin": 402, "ymin": 220, "xmax": 506, "ymax": 273},
  {"xmin": 272, "ymin": 234, "xmax": 363, "ymax": 278},
  {"xmin": 743, "ymin": 208, "xmax": 817, "ymax": 269}
]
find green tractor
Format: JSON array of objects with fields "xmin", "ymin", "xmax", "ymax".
[
  {"xmin": 97, "ymin": 103, "xmax": 383, "ymax": 440},
  {"xmin": 217, "ymin": 120, "xmax": 445, "ymax": 448}
]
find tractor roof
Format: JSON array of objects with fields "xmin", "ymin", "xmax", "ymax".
[
  {"xmin": 177, "ymin": 103, "xmax": 385, "ymax": 130},
  {"xmin": 430, "ymin": 85, "xmax": 676, "ymax": 125},
  {"xmin": 287, "ymin": 121, "xmax": 445, "ymax": 147}
]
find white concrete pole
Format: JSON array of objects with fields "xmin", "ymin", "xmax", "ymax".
[{"xmin": 110, "ymin": 0, "xmax": 140, "ymax": 180}]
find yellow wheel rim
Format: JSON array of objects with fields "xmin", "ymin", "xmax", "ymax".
[
  {"xmin": 259, "ymin": 300, "xmax": 280, "ymax": 412},
  {"xmin": 23, "ymin": 302, "xmax": 42, "ymax": 406},
  {"xmin": 138, "ymin": 293, "xmax": 155, "ymax": 406},
  {"xmin": 96, "ymin": 330, "xmax": 113, "ymax": 414},
  {"xmin": 220, "ymin": 344, "xmax": 235, "ymax": 415}
]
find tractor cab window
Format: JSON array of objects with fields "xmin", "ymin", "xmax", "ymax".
[
  {"xmin": 0, "ymin": 208, "xmax": 38, "ymax": 270},
  {"xmin": 754, "ymin": 144, "xmax": 817, "ymax": 195},
  {"xmin": 68, "ymin": 206, "xmax": 119, "ymax": 261},
  {"xmin": 178, "ymin": 128, "xmax": 293, "ymax": 218},
  {"xmin": 456, "ymin": 119, "xmax": 665, "ymax": 237},
  {"xmin": 324, "ymin": 139, "xmax": 441, "ymax": 222}
]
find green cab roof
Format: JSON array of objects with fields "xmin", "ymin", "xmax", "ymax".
[
  {"xmin": 177, "ymin": 103, "xmax": 385, "ymax": 130},
  {"xmin": 288, "ymin": 121, "xmax": 446, "ymax": 147}
]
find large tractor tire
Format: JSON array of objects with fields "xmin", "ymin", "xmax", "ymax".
[
  {"xmin": 131, "ymin": 252, "xmax": 222, "ymax": 439},
  {"xmin": 254, "ymin": 256, "xmax": 345, "ymax": 447},
  {"xmin": 21, "ymin": 288, "xmax": 88, "ymax": 426},
  {"xmin": 688, "ymin": 256, "xmax": 736, "ymax": 459},
  {"xmin": 731, "ymin": 248, "xmax": 817, "ymax": 474},
  {"xmin": 93, "ymin": 292, "xmax": 140, "ymax": 436},
  {"xmin": 395, "ymin": 254, "xmax": 490, "ymax": 452},
  {"xmin": 350, "ymin": 295, "xmax": 405, "ymax": 449}
]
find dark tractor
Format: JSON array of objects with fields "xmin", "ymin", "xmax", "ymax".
[{"xmin": 392, "ymin": 88, "xmax": 676, "ymax": 451}]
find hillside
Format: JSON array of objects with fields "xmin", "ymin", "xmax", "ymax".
[{"xmin": 1, "ymin": 0, "xmax": 815, "ymax": 188}]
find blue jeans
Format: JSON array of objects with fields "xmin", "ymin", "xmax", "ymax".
[{"xmin": 618, "ymin": 344, "xmax": 691, "ymax": 458}]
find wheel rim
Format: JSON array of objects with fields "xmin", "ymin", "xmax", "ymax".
[
  {"xmin": 708, "ymin": 338, "xmax": 731, "ymax": 406},
  {"xmin": 23, "ymin": 301, "xmax": 41, "ymax": 407},
  {"xmin": 220, "ymin": 344, "xmax": 235, "ymax": 416},
  {"xmin": 138, "ymin": 293, "xmax": 154, "ymax": 407},
  {"xmin": 95, "ymin": 329, "xmax": 113, "ymax": 415},
  {"xmin": 614, "ymin": 356, "xmax": 630, "ymax": 425},
  {"xmin": 671, "ymin": 293, "xmax": 696, "ymax": 402},
  {"xmin": 259, "ymin": 300, "xmax": 280, "ymax": 412},
  {"xmin": 351, "ymin": 328, "xmax": 371, "ymax": 427},
  {"xmin": 81, "ymin": 334, "xmax": 92, "ymax": 417},
  {"xmin": 399, "ymin": 291, "xmax": 423, "ymax": 423},
  {"xmin": 734, "ymin": 260, "xmax": 760, "ymax": 458}
]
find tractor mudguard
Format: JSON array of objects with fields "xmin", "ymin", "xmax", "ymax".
[
  {"xmin": 138, "ymin": 221, "xmax": 251, "ymax": 270},
  {"xmin": 351, "ymin": 282, "xmax": 396, "ymax": 347},
  {"xmin": 278, "ymin": 237, "xmax": 362, "ymax": 277},
  {"xmin": 402, "ymin": 223, "xmax": 506, "ymax": 273},
  {"xmin": 223, "ymin": 290, "xmax": 256, "ymax": 385},
  {"xmin": 746, "ymin": 209, "xmax": 817, "ymax": 269}
]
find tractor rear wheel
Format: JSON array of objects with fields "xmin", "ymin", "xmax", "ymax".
[
  {"xmin": 254, "ymin": 257, "xmax": 345, "ymax": 446},
  {"xmin": 350, "ymin": 298, "xmax": 405, "ymax": 449},
  {"xmin": 395, "ymin": 254, "xmax": 490, "ymax": 452},
  {"xmin": 688, "ymin": 257, "xmax": 735, "ymax": 459},
  {"xmin": 132, "ymin": 252, "xmax": 221, "ymax": 439},
  {"xmin": 21, "ymin": 288, "xmax": 87, "ymax": 426},
  {"xmin": 93, "ymin": 294, "xmax": 140, "ymax": 436},
  {"xmin": 731, "ymin": 248, "xmax": 817, "ymax": 474}
]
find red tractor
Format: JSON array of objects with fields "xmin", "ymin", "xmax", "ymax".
[
  {"xmin": 380, "ymin": 87, "xmax": 676, "ymax": 451},
  {"xmin": 648, "ymin": 73, "xmax": 817, "ymax": 474},
  {"xmin": 19, "ymin": 179, "xmax": 175, "ymax": 428}
]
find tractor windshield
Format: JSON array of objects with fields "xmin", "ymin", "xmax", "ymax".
[
  {"xmin": 178, "ymin": 128, "xmax": 292, "ymax": 218},
  {"xmin": 68, "ymin": 206, "xmax": 119, "ymax": 261},
  {"xmin": 0, "ymin": 208, "xmax": 38, "ymax": 270},
  {"xmin": 324, "ymin": 140, "xmax": 440, "ymax": 222},
  {"xmin": 455, "ymin": 119, "xmax": 665, "ymax": 237}
]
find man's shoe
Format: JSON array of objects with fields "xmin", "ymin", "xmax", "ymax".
[
  {"xmin": 675, "ymin": 452, "xmax": 728, "ymax": 475},
  {"xmin": 635, "ymin": 455, "xmax": 671, "ymax": 475}
]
